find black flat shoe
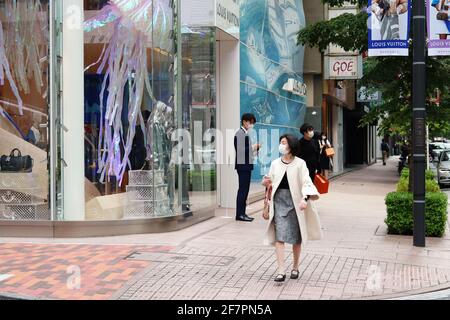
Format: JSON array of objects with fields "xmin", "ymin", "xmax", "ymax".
[
  {"xmin": 236, "ymin": 215, "xmax": 253, "ymax": 222},
  {"xmin": 290, "ymin": 270, "xmax": 299, "ymax": 279},
  {"xmin": 274, "ymin": 274, "xmax": 286, "ymax": 282}
]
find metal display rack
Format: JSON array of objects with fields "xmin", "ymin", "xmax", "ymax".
[
  {"xmin": 0, "ymin": 172, "xmax": 49, "ymax": 221},
  {"xmin": 124, "ymin": 170, "xmax": 171, "ymax": 218}
]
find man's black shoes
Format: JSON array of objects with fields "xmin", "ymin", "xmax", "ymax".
[{"xmin": 236, "ymin": 215, "xmax": 254, "ymax": 222}]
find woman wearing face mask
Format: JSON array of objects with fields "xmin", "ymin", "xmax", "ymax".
[
  {"xmin": 319, "ymin": 132, "xmax": 332, "ymax": 180},
  {"xmin": 262, "ymin": 134, "xmax": 322, "ymax": 282},
  {"xmin": 297, "ymin": 123, "xmax": 321, "ymax": 181}
]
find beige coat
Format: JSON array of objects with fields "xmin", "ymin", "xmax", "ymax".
[{"xmin": 262, "ymin": 157, "xmax": 323, "ymax": 246}]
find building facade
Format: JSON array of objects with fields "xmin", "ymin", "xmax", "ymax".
[{"xmin": 0, "ymin": 0, "xmax": 316, "ymax": 237}]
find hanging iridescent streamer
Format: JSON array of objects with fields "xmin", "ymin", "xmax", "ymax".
[
  {"xmin": 0, "ymin": 20, "xmax": 23, "ymax": 115},
  {"xmin": 84, "ymin": 0, "xmax": 171, "ymax": 185},
  {"xmin": 3, "ymin": 0, "xmax": 49, "ymax": 100}
]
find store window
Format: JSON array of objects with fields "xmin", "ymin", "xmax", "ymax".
[
  {"xmin": 83, "ymin": 0, "xmax": 178, "ymax": 220},
  {"xmin": 181, "ymin": 28, "xmax": 217, "ymax": 212},
  {"xmin": 0, "ymin": 0, "xmax": 52, "ymax": 221}
]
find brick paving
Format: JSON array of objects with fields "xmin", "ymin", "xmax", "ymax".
[
  {"xmin": 0, "ymin": 243, "xmax": 174, "ymax": 300},
  {"xmin": 111, "ymin": 244, "xmax": 450, "ymax": 300},
  {"xmin": 1, "ymin": 158, "xmax": 450, "ymax": 300}
]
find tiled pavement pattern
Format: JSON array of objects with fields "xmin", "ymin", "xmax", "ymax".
[
  {"xmin": 1, "ymin": 158, "xmax": 450, "ymax": 300},
  {"xmin": 0, "ymin": 243, "xmax": 173, "ymax": 300},
  {"xmin": 114, "ymin": 244, "xmax": 450, "ymax": 300}
]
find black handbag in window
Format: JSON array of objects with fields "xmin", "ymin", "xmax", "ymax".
[{"xmin": 0, "ymin": 149, "xmax": 34, "ymax": 173}]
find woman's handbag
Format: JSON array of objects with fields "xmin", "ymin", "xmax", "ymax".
[
  {"xmin": 314, "ymin": 173, "xmax": 329, "ymax": 194},
  {"xmin": 262, "ymin": 200, "xmax": 270, "ymax": 220},
  {"xmin": 325, "ymin": 147, "xmax": 335, "ymax": 157},
  {"xmin": 262, "ymin": 186, "xmax": 272, "ymax": 220},
  {"xmin": 0, "ymin": 149, "xmax": 34, "ymax": 173}
]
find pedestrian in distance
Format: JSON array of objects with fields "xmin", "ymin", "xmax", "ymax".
[
  {"xmin": 262, "ymin": 134, "xmax": 322, "ymax": 283},
  {"xmin": 234, "ymin": 113, "xmax": 261, "ymax": 222},
  {"xmin": 381, "ymin": 139, "xmax": 390, "ymax": 165},
  {"xmin": 318, "ymin": 132, "xmax": 332, "ymax": 180},
  {"xmin": 297, "ymin": 123, "xmax": 321, "ymax": 181}
]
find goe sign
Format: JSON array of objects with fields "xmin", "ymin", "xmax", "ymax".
[{"xmin": 325, "ymin": 55, "xmax": 362, "ymax": 80}]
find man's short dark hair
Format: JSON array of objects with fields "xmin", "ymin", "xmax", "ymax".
[
  {"xmin": 241, "ymin": 113, "xmax": 256, "ymax": 124},
  {"xmin": 300, "ymin": 123, "xmax": 314, "ymax": 134},
  {"xmin": 280, "ymin": 134, "xmax": 299, "ymax": 156}
]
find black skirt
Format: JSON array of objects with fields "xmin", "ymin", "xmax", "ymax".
[{"xmin": 320, "ymin": 153, "xmax": 330, "ymax": 170}]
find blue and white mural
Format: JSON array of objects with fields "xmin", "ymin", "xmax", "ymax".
[{"xmin": 239, "ymin": 0, "xmax": 307, "ymax": 180}]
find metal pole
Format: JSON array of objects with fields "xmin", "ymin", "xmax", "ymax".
[
  {"xmin": 175, "ymin": 0, "xmax": 184, "ymax": 215},
  {"xmin": 412, "ymin": 0, "xmax": 426, "ymax": 247},
  {"xmin": 426, "ymin": 125, "xmax": 429, "ymax": 170}
]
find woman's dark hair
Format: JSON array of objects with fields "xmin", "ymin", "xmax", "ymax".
[
  {"xmin": 241, "ymin": 113, "xmax": 256, "ymax": 124},
  {"xmin": 321, "ymin": 132, "xmax": 327, "ymax": 137},
  {"xmin": 300, "ymin": 123, "xmax": 314, "ymax": 134},
  {"xmin": 280, "ymin": 134, "xmax": 299, "ymax": 156}
]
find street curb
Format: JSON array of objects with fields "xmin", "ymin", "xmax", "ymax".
[
  {"xmin": 0, "ymin": 292, "xmax": 38, "ymax": 300},
  {"xmin": 357, "ymin": 282, "xmax": 450, "ymax": 300}
]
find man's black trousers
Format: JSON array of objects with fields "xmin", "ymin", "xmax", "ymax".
[{"xmin": 236, "ymin": 170, "xmax": 252, "ymax": 218}]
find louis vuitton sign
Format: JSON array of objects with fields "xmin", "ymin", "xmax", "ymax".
[{"xmin": 182, "ymin": 0, "xmax": 240, "ymax": 39}]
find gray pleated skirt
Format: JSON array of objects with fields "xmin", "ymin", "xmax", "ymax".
[{"xmin": 273, "ymin": 189, "xmax": 302, "ymax": 245}]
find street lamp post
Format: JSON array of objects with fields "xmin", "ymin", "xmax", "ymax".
[{"xmin": 412, "ymin": 0, "xmax": 426, "ymax": 247}]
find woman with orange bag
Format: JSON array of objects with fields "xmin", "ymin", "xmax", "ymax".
[{"xmin": 319, "ymin": 132, "xmax": 332, "ymax": 180}]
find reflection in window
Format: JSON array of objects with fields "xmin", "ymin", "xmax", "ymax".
[
  {"xmin": 181, "ymin": 28, "xmax": 217, "ymax": 212},
  {"xmin": 83, "ymin": 0, "xmax": 176, "ymax": 220},
  {"xmin": 0, "ymin": 0, "xmax": 51, "ymax": 221}
]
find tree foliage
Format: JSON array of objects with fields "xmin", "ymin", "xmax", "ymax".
[
  {"xmin": 322, "ymin": 0, "xmax": 368, "ymax": 7},
  {"xmin": 298, "ymin": 12, "xmax": 368, "ymax": 53}
]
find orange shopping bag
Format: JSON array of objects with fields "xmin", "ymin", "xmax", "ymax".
[{"xmin": 314, "ymin": 173, "xmax": 329, "ymax": 194}]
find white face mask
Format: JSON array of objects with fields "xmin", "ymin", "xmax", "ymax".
[
  {"xmin": 279, "ymin": 144, "xmax": 289, "ymax": 155},
  {"xmin": 248, "ymin": 124, "xmax": 254, "ymax": 130},
  {"xmin": 322, "ymin": 136, "xmax": 326, "ymax": 140},
  {"xmin": 308, "ymin": 131, "xmax": 314, "ymax": 139}
]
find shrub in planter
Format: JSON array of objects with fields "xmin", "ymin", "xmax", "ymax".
[
  {"xmin": 426, "ymin": 169, "xmax": 436, "ymax": 180},
  {"xmin": 396, "ymin": 177, "xmax": 409, "ymax": 192},
  {"xmin": 426, "ymin": 179, "xmax": 441, "ymax": 193},
  {"xmin": 401, "ymin": 168, "xmax": 410, "ymax": 179},
  {"xmin": 400, "ymin": 168, "xmax": 435, "ymax": 180},
  {"xmin": 397, "ymin": 169, "xmax": 440, "ymax": 192},
  {"xmin": 385, "ymin": 191, "xmax": 448, "ymax": 237}
]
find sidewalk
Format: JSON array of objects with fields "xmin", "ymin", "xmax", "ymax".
[{"xmin": 1, "ymin": 157, "xmax": 450, "ymax": 300}]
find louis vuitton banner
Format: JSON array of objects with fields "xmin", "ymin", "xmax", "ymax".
[
  {"xmin": 368, "ymin": 0, "xmax": 411, "ymax": 56},
  {"xmin": 428, "ymin": 0, "xmax": 450, "ymax": 56}
]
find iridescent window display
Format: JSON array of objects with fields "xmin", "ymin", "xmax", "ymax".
[
  {"xmin": 83, "ymin": 0, "xmax": 176, "ymax": 220},
  {"xmin": 0, "ymin": 0, "xmax": 51, "ymax": 221}
]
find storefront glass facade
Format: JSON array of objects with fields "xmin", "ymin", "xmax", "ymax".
[
  {"xmin": 83, "ymin": 0, "xmax": 179, "ymax": 220},
  {"xmin": 0, "ymin": 0, "xmax": 218, "ymax": 223},
  {"xmin": 0, "ymin": 0, "xmax": 54, "ymax": 221},
  {"xmin": 181, "ymin": 27, "xmax": 217, "ymax": 213},
  {"xmin": 0, "ymin": 0, "xmax": 306, "ymax": 224}
]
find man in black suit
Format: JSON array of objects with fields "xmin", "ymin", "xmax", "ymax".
[{"xmin": 234, "ymin": 113, "xmax": 261, "ymax": 222}]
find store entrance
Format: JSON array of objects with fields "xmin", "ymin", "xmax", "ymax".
[
  {"xmin": 181, "ymin": 28, "xmax": 218, "ymax": 213},
  {"xmin": 344, "ymin": 109, "xmax": 366, "ymax": 165},
  {"xmin": 216, "ymin": 29, "xmax": 240, "ymax": 209}
]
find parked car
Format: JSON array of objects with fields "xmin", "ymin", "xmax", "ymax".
[
  {"xmin": 430, "ymin": 142, "xmax": 448, "ymax": 161},
  {"xmin": 437, "ymin": 150, "xmax": 450, "ymax": 188}
]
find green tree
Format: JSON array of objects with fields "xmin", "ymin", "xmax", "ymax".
[{"xmin": 297, "ymin": 0, "xmax": 450, "ymax": 139}]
